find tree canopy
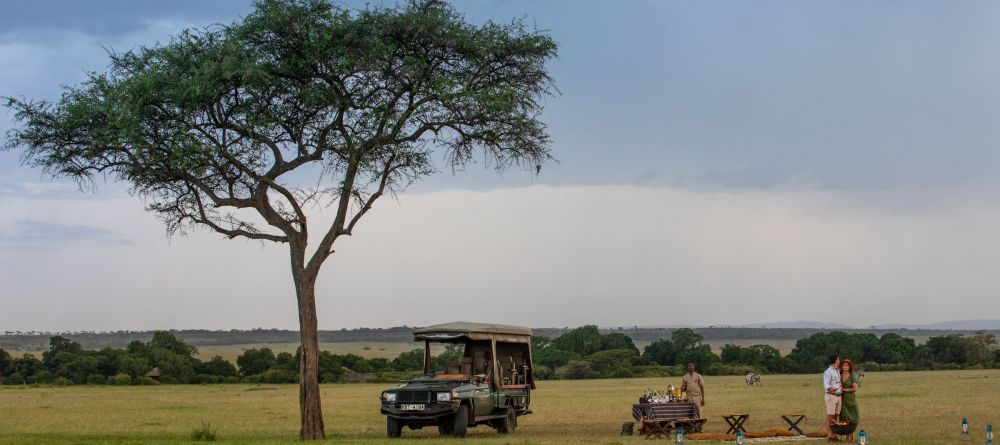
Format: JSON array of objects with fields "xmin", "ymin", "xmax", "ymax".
[{"xmin": 3, "ymin": 0, "xmax": 557, "ymax": 439}]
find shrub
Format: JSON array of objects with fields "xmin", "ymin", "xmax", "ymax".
[
  {"xmin": 532, "ymin": 365, "xmax": 553, "ymax": 380},
  {"xmin": 630, "ymin": 365, "xmax": 673, "ymax": 378},
  {"xmin": 320, "ymin": 371, "xmax": 345, "ymax": 383},
  {"xmin": 554, "ymin": 360, "xmax": 598, "ymax": 380},
  {"xmin": 86, "ymin": 374, "xmax": 106, "ymax": 385},
  {"xmin": 705, "ymin": 363, "xmax": 759, "ymax": 376},
  {"xmin": 108, "ymin": 373, "xmax": 131, "ymax": 386},
  {"xmin": 133, "ymin": 376, "xmax": 160, "ymax": 386},
  {"xmin": 53, "ymin": 377, "xmax": 74, "ymax": 386},
  {"xmin": 245, "ymin": 370, "xmax": 298, "ymax": 384},
  {"xmin": 26, "ymin": 370, "xmax": 54, "ymax": 384},
  {"xmin": 366, "ymin": 371, "xmax": 422, "ymax": 384},
  {"xmin": 191, "ymin": 421, "xmax": 218, "ymax": 441},
  {"xmin": 261, "ymin": 370, "xmax": 298, "ymax": 383},
  {"xmin": 194, "ymin": 374, "xmax": 221, "ymax": 384},
  {"xmin": 5, "ymin": 372, "xmax": 25, "ymax": 385}
]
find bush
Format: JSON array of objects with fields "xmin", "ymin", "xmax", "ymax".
[
  {"xmin": 53, "ymin": 377, "xmax": 74, "ymax": 386},
  {"xmin": 194, "ymin": 374, "xmax": 221, "ymax": 384},
  {"xmin": 244, "ymin": 370, "xmax": 298, "ymax": 384},
  {"xmin": 705, "ymin": 363, "xmax": 759, "ymax": 376},
  {"xmin": 630, "ymin": 365, "xmax": 674, "ymax": 378},
  {"xmin": 86, "ymin": 374, "xmax": 106, "ymax": 385},
  {"xmin": 134, "ymin": 376, "xmax": 160, "ymax": 386},
  {"xmin": 366, "ymin": 371, "xmax": 422, "ymax": 384},
  {"xmin": 4, "ymin": 372, "xmax": 25, "ymax": 385},
  {"xmin": 532, "ymin": 365, "xmax": 553, "ymax": 380},
  {"xmin": 108, "ymin": 373, "xmax": 131, "ymax": 386},
  {"xmin": 554, "ymin": 360, "xmax": 598, "ymax": 380},
  {"xmin": 26, "ymin": 370, "xmax": 54, "ymax": 384},
  {"xmin": 320, "ymin": 371, "xmax": 344, "ymax": 384},
  {"xmin": 191, "ymin": 421, "xmax": 218, "ymax": 441}
]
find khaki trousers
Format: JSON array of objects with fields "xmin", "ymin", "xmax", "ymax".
[{"xmin": 689, "ymin": 394, "xmax": 703, "ymax": 418}]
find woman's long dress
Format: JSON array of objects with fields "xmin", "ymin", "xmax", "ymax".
[{"xmin": 840, "ymin": 374, "xmax": 860, "ymax": 424}]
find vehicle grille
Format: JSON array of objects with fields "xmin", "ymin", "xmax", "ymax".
[{"xmin": 396, "ymin": 390, "xmax": 431, "ymax": 403}]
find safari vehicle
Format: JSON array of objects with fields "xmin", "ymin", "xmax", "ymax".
[{"xmin": 379, "ymin": 322, "xmax": 535, "ymax": 438}]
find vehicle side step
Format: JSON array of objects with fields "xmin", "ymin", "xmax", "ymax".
[{"xmin": 474, "ymin": 414, "xmax": 507, "ymax": 423}]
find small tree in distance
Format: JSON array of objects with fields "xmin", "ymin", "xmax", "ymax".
[{"xmin": 4, "ymin": 0, "xmax": 556, "ymax": 439}]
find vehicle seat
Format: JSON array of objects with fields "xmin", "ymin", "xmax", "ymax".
[
  {"xmin": 460, "ymin": 357, "xmax": 473, "ymax": 376},
  {"xmin": 473, "ymin": 352, "xmax": 487, "ymax": 374}
]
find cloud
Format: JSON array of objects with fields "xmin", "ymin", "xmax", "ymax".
[
  {"xmin": 0, "ymin": 219, "xmax": 130, "ymax": 250},
  {"xmin": 15, "ymin": 181, "xmax": 77, "ymax": 194},
  {"xmin": 1, "ymin": 185, "xmax": 999, "ymax": 331}
]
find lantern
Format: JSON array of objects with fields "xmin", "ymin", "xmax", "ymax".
[
  {"xmin": 857, "ymin": 430, "xmax": 868, "ymax": 445},
  {"xmin": 964, "ymin": 419, "xmax": 970, "ymax": 435},
  {"xmin": 735, "ymin": 430, "xmax": 745, "ymax": 445},
  {"xmin": 987, "ymin": 424, "xmax": 993, "ymax": 444},
  {"xmin": 674, "ymin": 427, "xmax": 685, "ymax": 445}
]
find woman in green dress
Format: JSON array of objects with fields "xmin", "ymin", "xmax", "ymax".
[{"xmin": 840, "ymin": 359, "xmax": 861, "ymax": 442}]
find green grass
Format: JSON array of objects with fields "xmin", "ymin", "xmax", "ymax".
[{"xmin": 1, "ymin": 370, "xmax": 998, "ymax": 444}]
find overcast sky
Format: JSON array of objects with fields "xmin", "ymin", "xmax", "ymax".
[{"xmin": 3, "ymin": 1, "xmax": 1000, "ymax": 331}]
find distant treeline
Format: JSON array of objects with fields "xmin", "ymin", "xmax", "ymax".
[
  {"xmin": 2, "ymin": 328, "xmax": 997, "ymax": 385},
  {"xmin": 1, "ymin": 326, "xmax": 994, "ymax": 352},
  {"xmin": 531, "ymin": 326, "xmax": 1000, "ymax": 379},
  {"xmin": 0, "ymin": 327, "xmax": 416, "ymax": 351},
  {"xmin": 0, "ymin": 331, "xmax": 433, "ymax": 386}
]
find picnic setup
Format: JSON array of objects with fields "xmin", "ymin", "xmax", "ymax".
[
  {"xmin": 630, "ymin": 387, "xmax": 707, "ymax": 439},
  {"xmin": 622, "ymin": 384, "xmax": 855, "ymax": 442}
]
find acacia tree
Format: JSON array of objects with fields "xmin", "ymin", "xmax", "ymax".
[{"xmin": 4, "ymin": 0, "xmax": 556, "ymax": 439}]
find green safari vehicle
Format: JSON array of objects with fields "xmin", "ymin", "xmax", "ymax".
[{"xmin": 379, "ymin": 322, "xmax": 535, "ymax": 438}]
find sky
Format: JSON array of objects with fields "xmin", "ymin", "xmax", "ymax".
[{"xmin": 3, "ymin": 1, "xmax": 1000, "ymax": 331}]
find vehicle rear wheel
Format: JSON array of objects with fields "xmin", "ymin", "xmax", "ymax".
[
  {"xmin": 453, "ymin": 405, "xmax": 469, "ymax": 438},
  {"xmin": 387, "ymin": 417, "xmax": 403, "ymax": 438},
  {"xmin": 496, "ymin": 406, "xmax": 516, "ymax": 434}
]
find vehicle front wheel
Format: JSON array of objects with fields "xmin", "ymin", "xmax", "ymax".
[
  {"xmin": 453, "ymin": 405, "xmax": 469, "ymax": 438},
  {"xmin": 496, "ymin": 406, "xmax": 516, "ymax": 434},
  {"xmin": 387, "ymin": 417, "xmax": 403, "ymax": 438}
]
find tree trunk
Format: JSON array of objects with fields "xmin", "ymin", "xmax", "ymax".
[{"xmin": 294, "ymin": 268, "xmax": 325, "ymax": 440}]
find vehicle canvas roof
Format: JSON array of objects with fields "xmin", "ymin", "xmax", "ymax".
[{"xmin": 413, "ymin": 322, "xmax": 533, "ymax": 343}]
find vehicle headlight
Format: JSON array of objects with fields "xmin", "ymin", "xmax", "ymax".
[
  {"xmin": 383, "ymin": 392, "xmax": 396, "ymax": 402},
  {"xmin": 436, "ymin": 392, "xmax": 453, "ymax": 402}
]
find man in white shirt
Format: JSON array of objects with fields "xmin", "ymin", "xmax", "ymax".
[{"xmin": 823, "ymin": 353, "xmax": 842, "ymax": 440}]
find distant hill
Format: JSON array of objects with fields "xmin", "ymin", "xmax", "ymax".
[
  {"xmin": 2, "ymin": 322, "xmax": 998, "ymax": 352},
  {"xmin": 736, "ymin": 321, "xmax": 856, "ymax": 330},
  {"xmin": 873, "ymin": 319, "xmax": 1000, "ymax": 330}
]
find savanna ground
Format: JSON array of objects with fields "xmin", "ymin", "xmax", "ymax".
[{"xmin": 1, "ymin": 370, "xmax": 996, "ymax": 445}]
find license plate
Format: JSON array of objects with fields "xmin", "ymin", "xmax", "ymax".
[{"xmin": 401, "ymin": 404, "xmax": 425, "ymax": 411}]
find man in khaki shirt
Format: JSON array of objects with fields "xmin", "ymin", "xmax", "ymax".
[{"xmin": 681, "ymin": 362, "xmax": 705, "ymax": 418}]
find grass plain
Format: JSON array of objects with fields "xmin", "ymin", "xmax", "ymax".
[{"xmin": 1, "ymin": 370, "xmax": 997, "ymax": 445}]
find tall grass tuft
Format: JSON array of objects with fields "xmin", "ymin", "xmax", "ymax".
[{"xmin": 190, "ymin": 420, "xmax": 217, "ymax": 441}]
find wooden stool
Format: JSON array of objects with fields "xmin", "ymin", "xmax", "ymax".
[
  {"xmin": 722, "ymin": 414, "xmax": 749, "ymax": 434},
  {"xmin": 781, "ymin": 414, "xmax": 806, "ymax": 435},
  {"xmin": 640, "ymin": 417, "xmax": 672, "ymax": 440}
]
